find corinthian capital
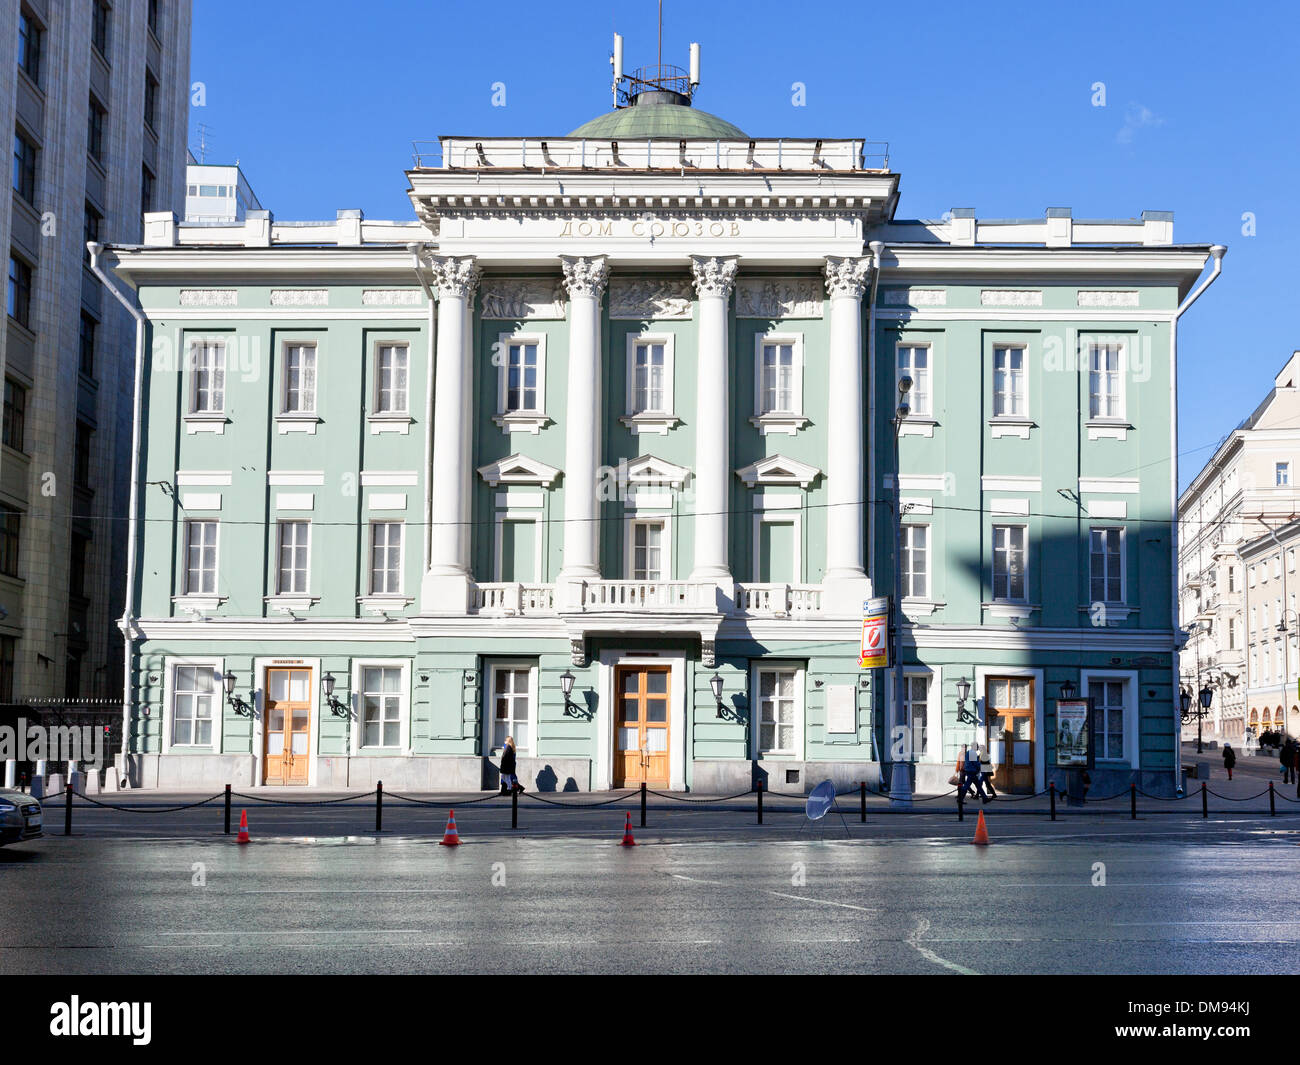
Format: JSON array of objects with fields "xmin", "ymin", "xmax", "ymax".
[
  {"xmin": 429, "ymin": 256, "xmax": 481, "ymax": 300},
  {"xmin": 691, "ymin": 255, "xmax": 739, "ymax": 300},
  {"xmin": 560, "ymin": 256, "xmax": 609, "ymax": 299},
  {"xmin": 823, "ymin": 256, "xmax": 872, "ymax": 300}
]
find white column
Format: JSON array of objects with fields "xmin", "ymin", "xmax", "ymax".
[
  {"xmin": 823, "ymin": 256, "xmax": 872, "ymax": 613},
  {"xmin": 423, "ymin": 256, "xmax": 480, "ymax": 613},
  {"xmin": 555, "ymin": 256, "xmax": 608, "ymax": 607},
  {"xmin": 689, "ymin": 256, "xmax": 739, "ymax": 601}
]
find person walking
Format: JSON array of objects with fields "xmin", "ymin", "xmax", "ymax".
[
  {"xmin": 498, "ymin": 735, "xmax": 524, "ymax": 795},
  {"xmin": 962, "ymin": 742, "xmax": 989, "ymax": 803},
  {"xmin": 979, "ymin": 745, "xmax": 997, "ymax": 800},
  {"xmin": 1222, "ymin": 742, "xmax": 1235, "ymax": 781},
  {"xmin": 1285, "ymin": 739, "xmax": 1297, "ymax": 785}
]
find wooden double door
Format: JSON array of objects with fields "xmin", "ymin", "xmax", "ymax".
[
  {"xmin": 985, "ymin": 676, "xmax": 1035, "ymax": 793},
  {"xmin": 264, "ymin": 667, "xmax": 312, "ymax": 785},
  {"xmin": 613, "ymin": 665, "xmax": 670, "ymax": 788}
]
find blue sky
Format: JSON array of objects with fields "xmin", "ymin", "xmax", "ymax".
[{"xmin": 192, "ymin": 0, "xmax": 1299, "ymax": 489}]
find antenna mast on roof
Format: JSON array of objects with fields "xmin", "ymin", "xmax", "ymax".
[
  {"xmin": 195, "ymin": 122, "xmax": 215, "ymax": 164},
  {"xmin": 658, "ymin": 0, "xmax": 662, "ymax": 71}
]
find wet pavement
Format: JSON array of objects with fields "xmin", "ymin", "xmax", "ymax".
[{"xmin": 4, "ymin": 817, "xmax": 1300, "ymax": 974}]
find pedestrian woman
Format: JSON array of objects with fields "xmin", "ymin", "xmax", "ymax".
[
  {"xmin": 1222, "ymin": 742, "xmax": 1236, "ymax": 781},
  {"xmin": 979, "ymin": 745, "xmax": 997, "ymax": 800},
  {"xmin": 963, "ymin": 743, "xmax": 988, "ymax": 803},
  {"xmin": 499, "ymin": 735, "xmax": 524, "ymax": 795}
]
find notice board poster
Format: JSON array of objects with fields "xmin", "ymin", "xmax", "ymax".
[{"xmin": 1056, "ymin": 698, "xmax": 1093, "ymax": 767}]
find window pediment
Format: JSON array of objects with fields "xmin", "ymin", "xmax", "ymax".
[
  {"xmin": 735, "ymin": 455, "xmax": 821, "ymax": 488},
  {"xmin": 477, "ymin": 454, "xmax": 562, "ymax": 487},
  {"xmin": 622, "ymin": 453, "xmax": 691, "ymax": 489}
]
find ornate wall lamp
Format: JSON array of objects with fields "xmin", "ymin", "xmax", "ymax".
[{"xmin": 222, "ymin": 670, "xmax": 254, "ymax": 717}]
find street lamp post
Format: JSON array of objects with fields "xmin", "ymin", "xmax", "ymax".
[
  {"xmin": 889, "ymin": 374, "xmax": 913, "ymax": 807},
  {"xmin": 1197, "ymin": 684, "xmax": 1214, "ymax": 752}
]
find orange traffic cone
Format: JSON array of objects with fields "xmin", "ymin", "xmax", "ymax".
[
  {"xmin": 236, "ymin": 809, "xmax": 250, "ymax": 844},
  {"xmin": 620, "ymin": 812, "xmax": 637, "ymax": 847},
  {"xmin": 972, "ymin": 809, "xmax": 990, "ymax": 846},
  {"xmin": 439, "ymin": 809, "xmax": 461, "ymax": 846}
]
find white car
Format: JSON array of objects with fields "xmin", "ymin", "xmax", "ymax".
[{"xmin": 0, "ymin": 789, "xmax": 42, "ymax": 845}]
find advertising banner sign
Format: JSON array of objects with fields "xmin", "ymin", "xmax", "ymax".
[
  {"xmin": 859, "ymin": 598, "xmax": 890, "ymax": 669},
  {"xmin": 1056, "ymin": 698, "xmax": 1093, "ymax": 767}
]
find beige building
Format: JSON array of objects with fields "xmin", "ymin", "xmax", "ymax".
[
  {"xmin": 1178, "ymin": 350, "xmax": 1300, "ymax": 743},
  {"xmin": 1, "ymin": 0, "xmax": 191, "ymax": 703}
]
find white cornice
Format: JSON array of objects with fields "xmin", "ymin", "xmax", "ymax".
[
  {"xmin": 881, "ymin": 247, "xmax": 1210, "ymax": 276},
  {"xmin": 108, "ymin": 248, "xmax": 430, "ymax": 285}
]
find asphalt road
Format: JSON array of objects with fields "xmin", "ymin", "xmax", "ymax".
[{"xmin": 4, "ymin": 815, "xmax": 1300, "ymax": 974}]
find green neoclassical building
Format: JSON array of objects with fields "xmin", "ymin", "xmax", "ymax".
[{"xmin": 99, "ymin": 47, "xmax": 1222, "ymax": 796}]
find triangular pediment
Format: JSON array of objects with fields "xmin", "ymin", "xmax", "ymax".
[
  {"xmin": 735, "ymin": 454, "xmax": 821, "ymax": 488},
  {"xmin": 623, "ymin": 453, "xmax": 691, "ymax": 488},
  {"xmin": 477, "ymin": 453, "xmax": 562, "ymax": 487}
]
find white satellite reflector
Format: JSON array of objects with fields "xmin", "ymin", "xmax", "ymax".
[{"xmin": 805, "ymin": 779, "xmax": 836, "ymax": 821}]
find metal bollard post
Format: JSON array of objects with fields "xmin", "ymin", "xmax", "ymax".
[
  {"xmin": 957, "ymin": 787, "xmax": 964, "ymax": 822},
  {"xmin": 224, "ymin": 784, "xmax": 232, "ymax": 834},
  {"xmin": 1130, "ymin": 782, "xmax": 1137, "ymax": 821},
  {"xmin": 1049, "ymin": 781, "xmax": 1056, "ymax": 821},
  {"xmin": 860, "ymin": 781, "xmax": 866, "ymax": 823},
  {"xmin": 640, "ymin": 781, "xmax": 647, "ymax": 828},
  {"xmin": 64, "ymin": 783, "xmax": 72, "ymax": 836},
  {"xmin": 375, "ymin": 780, "xmax": 383, "ymax": 833},
  {"xmin": 1270, "ymin": 780, "xmax": 1276, "ymax": 817},
  {"xmin": 1201, "ymin": 781, "xmax": 1208, "ymax": 820},
  {"xmin": 512, "ymin": 786, "xmax": 518, "ymax": 829},
  {"xmin": 756, "ymin": 778, "xmax": 763, "ymax": 825}
]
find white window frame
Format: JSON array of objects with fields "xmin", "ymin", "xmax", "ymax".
[
  {"xmin": 281, "ymin": 341, "xmax": 317, "ymax": 415},
  {"xmin": 275, "ymin": 519, "xmax": 311, "ymax": 596},
  {"xmin": 626, "ymin": 515, "xmax": 670, "ymax": 581},
  {"xmin": 350, "ymin": 659, "xmax": 412, "ymax": 753},
  {"xmin": 163, "ymin": 657, "xmax": 224, "ymax": 753},
  {"xmin": 896, "ymin": 342, "xmax": 933, "ymax": 418},
  {"xmin": 1081, "ymin": 669, "xmax": 1139, "ymax": 767},
  {"xmin": 621, "ymin": 332, "xmax": 679, "ymax": 435},
  {"xmin": 1279, "ymin": 462, "xmax": 1292, "ymax": 487},
  {"xmin": 368, "ymin": 520, "xmax": 404, "ymax": 596},
  {"xmin": 991, "ymin": 523, "xmax": 1028, "ymax": 603},
  {"xmin": 493, "ymin": 511, "xmax": 543, "ymax": 583},
  {"xmin": 483, "ymin": 660, "xmax": 538, "ymax": 757},
  {"xmin": 751, "ymin": 510, "xmax": 802, "ymax": 584},
  {"xmin": 750, "ymin": 332, "xmax": 807, "ymax": 435},
  {"xmin": 186, "ymin": 338, "xmax": 227, "ymax": 432},
  {"xmin": 991, "ymin": 344, "xmax": 1028, "ymax": 419},
  {"xmin": 902, "ymin": 523, "xmax": 930, "ymax": 599},
  {"xmin": 1087, "ymin": 340, "xmax": 1126, "ymax": 421},
  {"xmin": 902, "ymin": 668, "xmax": 942, "ymax": 763},
  {"xmin": 493, "ymin": 332, "xmax": 549, "ymax": 434},
  {"xmin": 182, "ymin": 519, "xmax": 219, "ymax": 596},
  {"xmin": 749, "ymin": 661, "xmax": 806, "ymax": 761},
  {"xmin": 374, "ymin": 340, "xmax": 408, "ymax": 413},
  {"xmin": 1088, "ymin": 526, "xmax": 1125, "ymax": 605}
]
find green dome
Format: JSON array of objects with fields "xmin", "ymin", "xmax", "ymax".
[{"xmin": 568, "ymin": 99, "xmax": 746, "ymax": 140}]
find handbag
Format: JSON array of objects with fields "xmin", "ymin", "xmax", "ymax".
[{"xmin": 947, "ymin": 758, "xmax": 962, "ymax": 786}]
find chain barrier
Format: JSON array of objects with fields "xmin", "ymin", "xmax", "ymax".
[
  {"xmin": 523, "ymin": 790, "xmax": 637, "ymax": 808},
  {"xmin": 1205, "ymin": 786, "xmax": 1272, "ymax": 801},
  {"xmin": 646, "ymin": 788, "xmax": 755, "ymax": 803},
  {"xmin": 228, "ymin": 790, "xmax": 377, "ymax": 806},
  {"xmin": 386, "ymin": 790, "xmax": 505, "ymax": 807},
  {"xmin": 73, "ymin": 792, "xmax": 225, "ymax": 813}
]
